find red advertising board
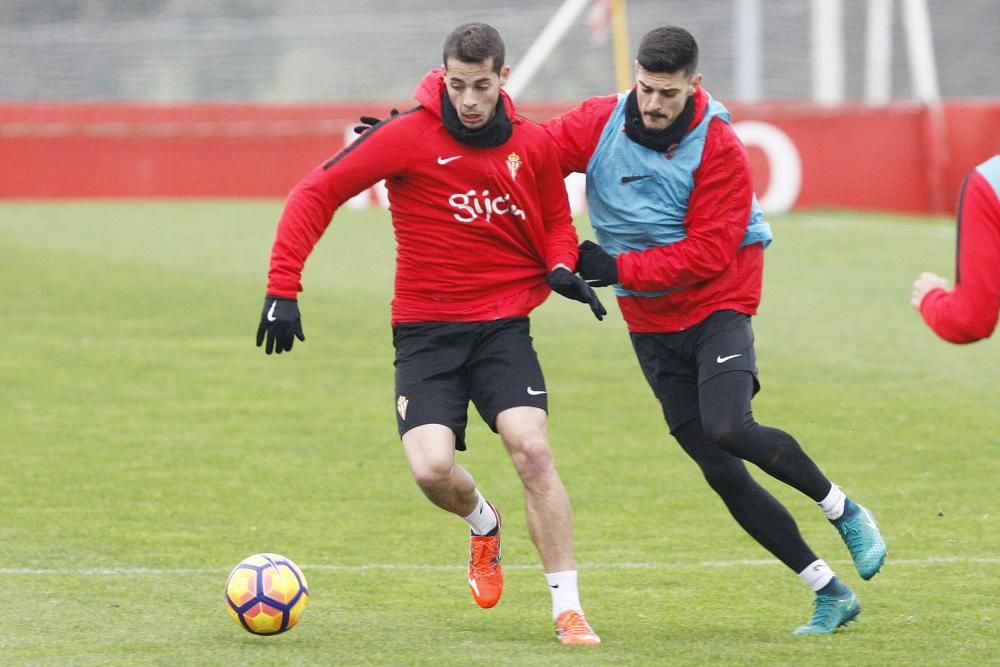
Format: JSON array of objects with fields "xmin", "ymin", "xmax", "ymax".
[{"xmin": 1, "ymin": 100, "xmax": 997, "ymax": 213}]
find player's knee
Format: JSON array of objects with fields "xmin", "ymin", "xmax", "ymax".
[
  {"xmin": 702, "ymin": 418, "xmax": 748, "ymax": 449},
  {"xmin": 507, "ymin": 432, "xmax": 554, "ymax": 481},
  {"xmin": 409, "ymin": 458, "xmax": 453, "ymax": 492}
]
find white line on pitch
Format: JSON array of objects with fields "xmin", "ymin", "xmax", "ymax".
[{"xmin": 3, "ymin": 556, "xmax": 999, "ymax": 576}]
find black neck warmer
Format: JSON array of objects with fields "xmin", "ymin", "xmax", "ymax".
[
  {"xmin": 440, "ymin": 90, "xmax": 513, "ymax": 148},
  {"xmin": 624, "ymin": 88, "xmax": 696, "ymax": 153}
]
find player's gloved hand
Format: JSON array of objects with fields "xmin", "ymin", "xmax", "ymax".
[
  {"xmin": 256, "ymin": 295, "xmax": 305, "ymax": 355},
  {"xmin": 546, "ymin": 267, "xmax": 607, "ymax": 321},
  {"xmin": 577, "ymin": 240, "xmax": 619, "ymax": 287},
  {"xmin": 353, "ymin": 108, "xmax": 399, "ymax": 134}
]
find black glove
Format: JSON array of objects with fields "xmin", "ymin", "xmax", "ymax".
[
  {"xmin": 256, "ymin": 295, "xmax": 305, "ymax": 355},
  {"xmin": 353, "ymin": 108, "xmax": 399, "ymax": 134},
  {"xmin": 577, "ymin": 240, "xmax": 619, "ymax": 287},
  {"xmin": 546, "ymin": 267, "xmax": 607, "ymax": 321}
]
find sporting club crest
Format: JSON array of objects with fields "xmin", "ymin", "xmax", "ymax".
[{"xmin": 506, "ymin": 152, "xmax": 522, "ymax": 179}]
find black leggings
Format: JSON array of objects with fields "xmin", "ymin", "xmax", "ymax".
[{"xmin": 672, "ymin": 371, "xmax": 832, "ymax": 573}]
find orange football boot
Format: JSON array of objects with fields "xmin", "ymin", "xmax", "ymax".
[
  {"xmin": 467, "ymin": 507, "xmax": 502, "ymax": 608},
  {"xmin": 555, "ymin": 610, "xmax": 601, "ymax": 645}
]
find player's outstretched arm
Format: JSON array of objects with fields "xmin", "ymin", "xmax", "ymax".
[{"xmin": 912, "ymin": 167, "xmax": 1000, "ymax": 343}]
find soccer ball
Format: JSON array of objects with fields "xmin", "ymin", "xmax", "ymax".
[{"xmin": 225, "ymin": 553, "xmax": 309, "ymax": 635}]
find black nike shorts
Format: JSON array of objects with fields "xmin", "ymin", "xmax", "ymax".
[
  {"xmin": 630, "ymin": 309, "xmax": 760, "ymax": 433},
  {"xmin": 391, "ymin": 317, "xmax": 548, "ymax": 450}
]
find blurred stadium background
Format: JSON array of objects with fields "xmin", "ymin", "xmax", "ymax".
[{"xmin": 1, "ymin": 0, "xmax": 998, "ymax": 102}]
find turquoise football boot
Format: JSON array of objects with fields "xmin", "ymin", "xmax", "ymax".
[
  {"xmin": 793, "ymin": 583, "xmax": 861, "ymax": 635},
  {"xmin": 833, "ymin": 498, "xmax": 887, "ymax": 580}
]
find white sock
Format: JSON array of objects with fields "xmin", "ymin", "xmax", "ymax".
[
  {"xmin": 798, "ymin": 559, "xmax": 835, "ymax": 591},
  {"xmin": 818, "ymin": 484, "xmax": 847, "ymax": 520},
  {"xmin": 545, "ymin": 570, "xmax": 582, "ymax": 620},
  {"xmin": 463, "ymin": 490, "xmax": 499, "ymax": 536}
]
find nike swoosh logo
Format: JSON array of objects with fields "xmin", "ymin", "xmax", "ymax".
[
  {"xmin": 549, "ymin": 584, "xmax": 559, "ymax": 589},
  {"xmin": 266, "ymin": 301, "xmax": 277, "ymax": 322},
  {"xmin": 468, "ymin": 578, "xmax": 480, "ymax": 596},
  {"xmin": 621, "ymin": 174, "xmax": 651, "ymax": 184},
  {"xmin": 716, "ymin": 354, "xmax": 742, "ymax": 363},
  {"xmin": 526, "ymin": 387, "xmax": 546, "ymax": 396},
  {"xmin": 437, "ymin": 155, "xmax": 462, "ymax": 165}
]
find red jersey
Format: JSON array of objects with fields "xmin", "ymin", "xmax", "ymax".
[
  {"xmin": 267, "ymin": 70, "xmax": 578, "ymax": 325},
  {"xmin": 920, "ymin": 161, "xmax": 1000, "ymax": 343},
  {"xmin": 544, "ymin": 88, "xmax": 764, "ymax": 333}
]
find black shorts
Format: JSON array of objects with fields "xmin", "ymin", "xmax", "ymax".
[
  {"xmin": 630, "ymin": 310, "xmax": 760, "ymax": 433},
  {"xmin": 392, "ymin": 317, "xmax": 547, "ymax": 450}
]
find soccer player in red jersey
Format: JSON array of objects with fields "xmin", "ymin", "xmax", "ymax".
[
  {"xmin": 256, "ymin": 23, "xmax": 601, "ymax": 645},
  {"xmin": 544, "ymin": 26, "xmax": 886, "ymax": 635},
  {"xmin": 912, "ymin": 155, "xmax": 1000, "ymax": 343}
]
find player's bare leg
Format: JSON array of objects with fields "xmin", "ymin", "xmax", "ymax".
[
  {"xmin": 497, "ymin": 407, "xmax": 600, "ymax": 645},
  {"xmin": 402, "ymin": 423, "xmax": 503, "ymax": 607},
  {"xmin": 496, "ymin": 407, "xmax": 572, "ymax": 570},
  {"xmin": 401, "ymin": 424, "xmax": 477, "ymax": 515}
]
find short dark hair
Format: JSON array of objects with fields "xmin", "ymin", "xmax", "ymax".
[
  {"xmin": 636, "ymin": 26, "xmax": 698, "ymax": 77},
  {"xmin": 442, "ymin": 22, "xmax": 505, "ymax": 74}
]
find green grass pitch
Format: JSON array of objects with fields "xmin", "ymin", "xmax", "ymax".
[{"xmin": 2, "ymin": 201, "xmax": 998, "ymax": 665}]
